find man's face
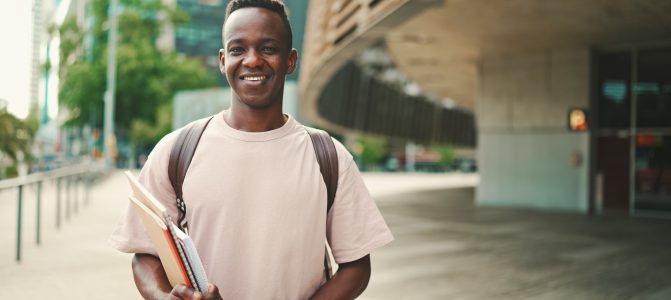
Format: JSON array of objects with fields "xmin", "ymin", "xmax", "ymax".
[{"xmin": 219, "ymin": 7, "xmax": 297, "ymax": 110}]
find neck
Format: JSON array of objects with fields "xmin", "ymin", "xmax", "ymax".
[{"xmin": 224, "ymin": 102, "xmax": 287, "ymax": 132}]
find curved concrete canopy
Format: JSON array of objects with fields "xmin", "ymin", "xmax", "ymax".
[
  {"xmin": 299, "ymin": 0, "xmax": 444, "ymax": 135},
  {"xmin": 386, "ymin": 0, "xmax": 671, "ymax": 110}
]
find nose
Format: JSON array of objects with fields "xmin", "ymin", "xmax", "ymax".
[{"xmin": 242, "ymin": 49, "xmax": 263, "ymax": 69}]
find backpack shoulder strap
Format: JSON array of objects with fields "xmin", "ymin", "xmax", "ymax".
[
  {"xmin": 304, "ymin": 127, "xmax": 339, "ymax": 212},
  {"xmin": 305, "ymin": 126, "xmax": 339, "ymax": 281},
  {"xmin": 168, "ymin": 116, "xmax": 214, "ymax": 230}
]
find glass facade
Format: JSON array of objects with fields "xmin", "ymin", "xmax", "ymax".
[
  {"xmin": 598, "ymin": 52, "xmax": 631, "ymax": 129},
  {"xmin": 597, "ymin": 46, "xmax": 671, "ymax": 215},
  {"xmin": 174, "ymin": 0, "xmax": 308, "ymax": 82},
  {"xmin": 175, "ymin": 0, "xmax": 226, "ymax": 57}
]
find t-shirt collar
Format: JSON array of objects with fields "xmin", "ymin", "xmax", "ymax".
[{"xmin": 213, "ymin": 110, "xmax": 298, "ymax": 142}]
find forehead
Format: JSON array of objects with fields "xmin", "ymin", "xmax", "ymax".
[{"xmin": 223, "ymin": 7, "xmax": 287, "ymax": 45}]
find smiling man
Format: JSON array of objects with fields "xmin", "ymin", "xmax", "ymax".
[{"xmin": 109, "ymin": 1, "xmax": 393, "ymax": 299}]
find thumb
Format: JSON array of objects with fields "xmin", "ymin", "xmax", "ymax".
[
  {"xmin": 205, "ymin": 283, "xmax": 221, "ymax": 298},
  {"xmin": 172, "ymin": 284, "xmax": 200, "ymax": 300}
]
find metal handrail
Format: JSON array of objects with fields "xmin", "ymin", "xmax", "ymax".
[
  {"xmin": 0, "ymin": 163, "xmax": 99, "ymax": 190},
  {"xmin": 0, "ymin": 162, "xmax": 106, "ymax": 262}
]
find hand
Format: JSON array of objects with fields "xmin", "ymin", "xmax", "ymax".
[{"xmin": 168, "ymin": 283, "xmax": 222, "ymax": 300}]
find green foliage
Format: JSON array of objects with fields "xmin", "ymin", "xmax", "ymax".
[
  {"xmin": 357, "ymin": 135, "xmax": 387, "ymax": 166},
  {"xmin": 59, "ymin": 61, "xmax": 106, "ymax": 126},
  {"xmin": 57, "ymin": 18, "xmax": 82, "ymax": 73},
  {"xmin": 129, "ymin": 101, "xmax": 172, "ymax": 147},
  {"xmin": 4, "ymin": 165, "xmax": 18, "ymax": 178},
  {"xmin": 0, "ymin": 106, "xmax": 35, "ymax": 165},
  {"xmin": 431, "ymin": 144, "xmax": 455, "ymax": 165},
  {"xmin": 58, "ymin": 0, "xmax": 214, "ymax": 149}
]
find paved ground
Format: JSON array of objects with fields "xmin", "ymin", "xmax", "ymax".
[
  {"xmin": 1, "ymin": 170, "xmax": 670, "ymax": 299},
  {"xmin": 367, "ymin": 188, "xmax": 671, "ymax": 300}
]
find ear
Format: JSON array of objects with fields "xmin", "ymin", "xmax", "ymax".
[
  {"xmin": 286, "ymin": 48, "xmax": 298, "ymax": 75},
  {"xmin": 218, "ymin": 49, "xmax": 226, "ymax": 74}
]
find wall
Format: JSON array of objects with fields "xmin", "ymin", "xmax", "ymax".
[{"xmin": 476, "ymin": 49, "xmax": 591, "ymax": 212}]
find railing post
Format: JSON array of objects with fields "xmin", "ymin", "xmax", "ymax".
[
  {"xmin": 74, "ymin": 176, "xmax": 79, "ymax": 214},
  {"xmin": 85, "ymin": 175, "xmax": 90, "ymax": 205},
  {"xmin": 36, "ymin": 181, "xmax": 42, "ymax": 245},
  {"xmin": 65, "ymin": 177, "xmax": 71, "ymax": 222},
  {"xmin": 1, "ymin": 164, "xmax": 97, "ymax": 261},
  {"xmin": 16, "ymin": 185, "xmax": 23, "ymax": 262},
  {"xmin": 56, "ymin": 178, "xmax": 61, "ymax": 229}
]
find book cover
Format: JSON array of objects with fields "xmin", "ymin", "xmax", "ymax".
[
  {"xmin": 171, "ymin": 223, "xmax": 210, "ymax": 294},
  {"xmin": 128, "ymin": 195, "xmax": 192, "ymax": 288},
  {"xmin": 167, "ymin": 219, "xmax": 199, "ymax": 290}
]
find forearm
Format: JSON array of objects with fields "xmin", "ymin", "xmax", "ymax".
[
  {"xmin": 132, "ymin": 253, "xmax": 173, "ymax": 300},
  {"xmin": 309, "ymin": 255, "xmax": 371, "ymax": 300}
]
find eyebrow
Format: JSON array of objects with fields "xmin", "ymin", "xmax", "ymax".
[{"xmin": 226, "ymin": 37, "xmax": 281, "ymax": 46}]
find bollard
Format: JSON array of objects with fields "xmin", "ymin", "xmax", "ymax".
[
  {"xmin": 56, "ymin": 178, "xmax": 61, "ymax": 229},
  {"xmin": 16, "ymin": 185, "xmax": 23, "ymax": 262},
  {"xmin": 36, "ymin": 181, "xmax": 42, "ymax": 245}
]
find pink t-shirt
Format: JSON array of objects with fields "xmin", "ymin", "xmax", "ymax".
[{"xmin": 109, "ymin": 111, "xmax": 394, "ymax": 299}]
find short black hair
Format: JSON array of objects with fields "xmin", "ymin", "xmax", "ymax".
[{"xmin": 225, "ymin": 0, "xmax": 293, "ymax": 50}]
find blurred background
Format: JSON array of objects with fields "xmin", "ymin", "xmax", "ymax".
[{"xmin": 1, "ymin": 0, "xmax": 671, "ymax": 299}]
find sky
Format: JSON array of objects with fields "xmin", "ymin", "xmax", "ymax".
[{"xmin": 0, "ymin": 1, "xmax": 33, "ymax": 119}]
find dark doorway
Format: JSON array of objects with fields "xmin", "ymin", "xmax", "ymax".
[
  {"xmin": 597, "ymin": 136, "xmax": 630, "ymax": 212},
  {"xmin": 595, "ymin": 51, "xmax": 632, "ymax": 214}
]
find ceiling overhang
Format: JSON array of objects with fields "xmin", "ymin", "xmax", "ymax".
[{"xmin": 385, "ymin": 0, "xmax": 671, "ymax": 110}]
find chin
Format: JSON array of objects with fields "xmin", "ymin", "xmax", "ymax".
[{"xmin": 238, "ymin": 96, "xmax": 276, "ymax": 110}]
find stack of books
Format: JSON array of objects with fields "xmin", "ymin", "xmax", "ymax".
[{"xmin": 125, "ymin": 171, "xmax": 209, "ymax": 294}]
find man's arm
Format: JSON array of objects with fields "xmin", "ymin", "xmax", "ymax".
[
  {"xmin": 309, "ymin": 255, "xmax": 371, "ymax": 300},
  {"xmin": 132, "ymin": 253, "xmax": 175, "ymax": 299},
  {"xmin": 132, "ymin": 253, "xmax": 221, "ymax": 300}
]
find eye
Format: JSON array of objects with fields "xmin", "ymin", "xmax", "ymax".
[
  {"xmin": 229, "ymin": 47, "xmax": 244, "ymax": 55},
  {"xmin": 262, "ymin": 47, "xmax": 278, "ymax": 53}
]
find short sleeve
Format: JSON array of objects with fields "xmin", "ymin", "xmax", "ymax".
[
  {"xmin": 326, "ymin": 145, "xmax": 394, "ymax": 264},
  {"xmin": 108, "ymin": 131, "xmax": 182, "ymax": 255}
]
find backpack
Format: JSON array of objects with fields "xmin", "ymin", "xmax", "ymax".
[{"xmin": 166, "ymin": 115, "xmax": 338, "ymax": 280}]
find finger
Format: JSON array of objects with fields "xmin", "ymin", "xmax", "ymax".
[
  {"xmin": 203, "ymin": 284, "xmax": 221, "ymax": 300},
  {"xmin": 171, "ymin": 284, "xmax": 202, "ymax": 300}
]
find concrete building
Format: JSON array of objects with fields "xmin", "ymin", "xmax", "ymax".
[
  {"xmin": 30, "ymin": 0, "xmax": 45, "ymax": 119},
  {"xmin": 300, "ymin": 0, "xmax": 671, "ymax": 217}
]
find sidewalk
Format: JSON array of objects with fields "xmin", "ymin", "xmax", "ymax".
[
  {"xmin": 2, "ymin": 171, "xmax": 670, "ymax": 299},
  {"xmin": 0, "ymin": 171, "xmax": 139, "ymax": 299}
]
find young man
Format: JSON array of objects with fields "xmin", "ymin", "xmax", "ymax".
[{"xmin": 109, "ymin": 1, "xmax": 393, "ymax": 299}]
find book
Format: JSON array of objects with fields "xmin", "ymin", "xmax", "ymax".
[
  {"xmin": 125, "ymin": 171, "xmax": 209, "ymax": 294},
  {"xmin": 127, "ymin": 195, "xmax": 192, "ymax": 288},
  {"xmin": 171, "ymin": 223, "xmax": 210, "ymax": 293}
]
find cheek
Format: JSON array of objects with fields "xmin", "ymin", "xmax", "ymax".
[
  {"xmin": 224, "ymin": 58, "xmax": 238, "ymax": 77},
  {"xmin": 271, "ymin": 60, "xmax": 287, "ymax": 74}
]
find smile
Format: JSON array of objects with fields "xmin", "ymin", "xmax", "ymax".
[{"xmin": 242, "ymin": 75, "xmax": 267, "ymax": 81}]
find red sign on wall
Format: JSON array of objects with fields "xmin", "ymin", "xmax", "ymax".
[{"xmin": 568, "ymin": 108, "xmax": 589, "ymax": 132}]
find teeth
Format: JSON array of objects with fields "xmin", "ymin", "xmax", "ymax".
[{"xmin": 244, "ymin": 76, "xmax": 266, "ymax": 81}]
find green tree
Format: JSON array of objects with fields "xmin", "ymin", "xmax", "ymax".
[
  {"xmin": 0, "ymin": 106, "xmax": 36, "ymax": 177},
  {"xmin": 58, "ymin": 0, "xmax": 214, "ymax": 150}
]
